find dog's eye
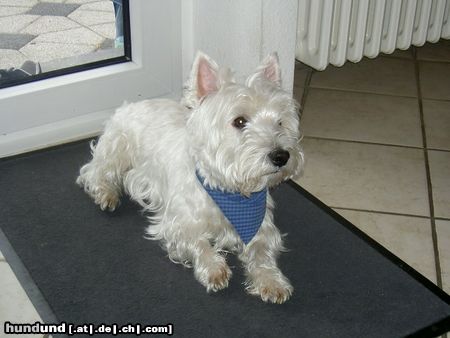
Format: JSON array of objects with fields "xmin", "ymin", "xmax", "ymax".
[{"xmin": 233, "ymin": 116, "xmax": 248, "ymax": 129}]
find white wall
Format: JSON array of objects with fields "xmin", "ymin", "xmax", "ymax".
[{"xmin": 182, "ymin": 0, "xmax": 299, "ymax": 92}]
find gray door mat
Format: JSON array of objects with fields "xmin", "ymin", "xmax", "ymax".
[{"xmin": 0, "ymin": 140, "xmax": 449, "ymax": 338}]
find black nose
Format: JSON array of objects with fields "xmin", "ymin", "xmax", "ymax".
[{"xmin": 269, "ymin": 149, "xmax": 290, "ymax": 167}]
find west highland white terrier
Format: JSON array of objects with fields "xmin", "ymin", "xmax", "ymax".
[{"xmin": 77, "ymin": 51, "xmax": 304, "ymax": 304}]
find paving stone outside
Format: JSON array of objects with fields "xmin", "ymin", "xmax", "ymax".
[
  {"xmin": 33, "ymin": 26, "xmax": 105, "ymax": 45},
  {"xmin": 0, "ymin": 0, "xmax": 38, "ymax": 7},
  {"xmin": 0, "ymin": 49, "xmax": 27, "ymax": 69},
  {"xmin": 68, "ymin": 7, "xmax": 114, "ymax": 26},
  {"xmin": 27, "ymin": 2, "xmax": 80, "ymax": 16},
  {"xmin": 0, "ymin": 14, "xmax": 39, "ymax": 34},
  {"xmin": 0, "ymin": 6, "xmax": 31, "ymax": 17},
  {"xmin": 79, "ymin": 1, "xmax": 114, "ymax": 11},
  {"xmin": 0, "ymin": 0, "xmax": 117, "ymax": 71},
  {"xmin": 20, "ymin": 41, "xmax": 98, "ymax": 63},
  {"xmin": 89, "ymin": 22, "xmax": 116, "ymax": 39},
  {"xmin": 0, "ymin": 33, "xmax": 35, "ymax": 49},
  {"xmin": 21, "ymin": 15, "xmax": 81, "ymax": 35}
]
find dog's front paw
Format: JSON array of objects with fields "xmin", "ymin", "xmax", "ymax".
[
  {"xmin": 91, "ymin": 188, "xmax": 120, "ymax": 212},
  {"xmin": 207, "ymin": 263, "xmax": 232, "ymax": 292},
  {"xmin": 96, "ymin": 192, "xmax": 120, "ymax": 211},
  {"xmin": 246, "ymin": 268, "xmax": 293, "ymax": 304},
  {"xmin": 195, "ymin": 259, "xmax": 232, "ymax": 293}
]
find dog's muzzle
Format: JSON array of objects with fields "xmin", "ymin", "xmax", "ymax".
[{"xmin": 269, "ymin": 149, "xmax": 290, "ymax": 167}]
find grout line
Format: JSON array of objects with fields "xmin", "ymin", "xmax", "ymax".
[
  {"xmin": 303, "ymin": 135, "xmax": 450, "ymax": 154},
  {"xmin": 305, "ymin": 85, "xmax": 419, "ymax": 100},
  {"xmin": 413, "ymin": 47, "xmax": 444, "ymax": 290},
  {"xmin": 307, "ymin": 84, "xmax": 419, "ymax": 100},
  {"xmin": 297, "ymin": 63, "xmax": 313, "ymax": 118},
  {"xmin": 303, "ymin": 135, "xmax": 429, "ymax": 151},
  {"xmin": 417, "ymin": 58, "xmax": 450, "ymax": 65},
  {"xmin": 435, "ymin": 217, "xmax": 450, "ymax": 222},
  {"xmin": 427, "ymin": 147, "xmax": 450, "ymax": 153},
  {"xmin": 380, "ymin": 54, "xmax": 414, "ymax": 61},
  {"xmin": 308, "ymin": 84, "xmax": 450, "ymax": 103},
  {"xmin": 331, "ymin": 206, "xmax": 430, "ymax": 220}
]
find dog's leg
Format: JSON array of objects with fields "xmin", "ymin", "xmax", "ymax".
[
  {"xmin": 239, "ymin": 211, "xmax": 293, "ymax": 304},
  {"xmin": 76, "ymin": 129, "xmax": 131, "ymax": 211},
  {"xmin": 169, "ymin": 235, "xmax": 232, "ymax": 293},
  {"xmin": 188, "ymin": 238, "xmax": 232, "ymax": 292}
]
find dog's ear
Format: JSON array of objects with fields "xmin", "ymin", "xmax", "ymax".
[
  {"xmin": 196, "ymin": 52, "xmax": 219, "ymax": 98},
  {"xmin": 183, "ymin": 51, "xmax": 220, "ymax": 107},
  {"xmin": 247, "ymin": 52, "xmax": 281, "ymax": 87}
]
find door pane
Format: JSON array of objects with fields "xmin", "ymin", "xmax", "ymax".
[{"xmin": 0, "ymin": 0, "xmax": 130, "ymax": 89}]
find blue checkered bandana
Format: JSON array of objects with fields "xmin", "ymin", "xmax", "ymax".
[{"xmin": 196, "ymin": 172, "xmax": 267, "ymax": 244}]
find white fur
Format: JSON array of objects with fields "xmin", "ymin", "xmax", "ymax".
[{"xmin": 77, "ymin": 51, "xmax": 304, "ymax": 303}]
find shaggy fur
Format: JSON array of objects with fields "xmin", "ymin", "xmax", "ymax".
[{"xmin": 77, "ymin": 51, "xmax": 304, "ymax": 303}]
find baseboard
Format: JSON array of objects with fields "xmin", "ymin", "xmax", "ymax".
[{"xmin": 0, "ymin": 109, "xmax": 113, "ymax": 158}]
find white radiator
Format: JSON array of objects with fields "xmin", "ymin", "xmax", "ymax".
[{"xmin": 296, "ymin": 0, "xmax": 450, "ymax": 70}]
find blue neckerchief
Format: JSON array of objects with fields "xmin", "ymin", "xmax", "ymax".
[{"xmin": 196, "ymin": 172, "xmax": 267, "ymax": 244}]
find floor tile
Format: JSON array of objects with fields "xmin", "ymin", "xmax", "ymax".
[
  {"xmin": 428, "ymin": 150, "xmax": 450, "ymax": 219},
  {"xmin": 310, "ymin": 56, "xmax": 417, "ymax": 97},
  {"xmin": 295, "ymin": 138, "xmax": 429, "ymax": 216},
  {"xmin": 21, "ymin": 15, "xmax": 81, "ymax": 35},
  {"xmin": 334, "ymin": 209, "xmax": 436, "ymax": 283},
  {"xmin": 0, "ymin": 48, "xmax": 27, "ymax": 68},
  {"xmin": 416, "ymin": 39, "xmax": 450, "ymax": 63},
  {"xmin": 27, "ymin": 2, "xmax": 80, "ymax": 17},
  {"xmin": 419, "ymin": 61, "xmax": 450, "ymax": 101},
  {"xmin": 423, "ymin": 99, "xmax": 450, "ymax": 151},
  {"xmin": 0, "ymin": 262, "xmax": 42, "ymax": 337},
  {"xmin": 0, "ymin": 14, "xmax": 38, "ymax": 33},
  {"xmin": 20, "ymin": 40, "xmax": 98, "ymax": 63},
  {"xmin": 435, "ymin": 220, "xmax": 450, "ymax": 295},
  {"xmin": 294, "ymin": 61, "xmax": 309, "ymax": 87},
  {"xmin": 0, "ymin": 32, "xmax": 35, "ymax": 49},
  {"xmin": 301, "ymin": 88, "xmax": 422, "ymax": 147}
]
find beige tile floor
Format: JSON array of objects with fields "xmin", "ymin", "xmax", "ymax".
[{"xmin": 293, "ymin": 39, "xmax": 450, "ymax": 297}]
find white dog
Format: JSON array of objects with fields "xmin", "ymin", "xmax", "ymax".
[{"xmin": 77, "ymin": 51, "xmax": 304, "ymax": 304}]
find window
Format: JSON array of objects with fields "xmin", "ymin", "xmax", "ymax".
[
  {"xmin": 0, "ymin": 0, "xmax": 131, "ymax": 89},
  {"xmin": 0, "ymin": 0, "xmax": 182, "ymax": 157}
]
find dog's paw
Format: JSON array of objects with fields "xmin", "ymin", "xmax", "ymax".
[
  {"xmin": 195, "ymin": 259, "xmax": 232, "ymax": 293},
  {"xmin": 94, "ymin": 189, "xmax": 120, "ymax": 212},
  {"xmin": 246, "ymin": 269, "xmax": 293, "ymax": 304},
  {"xmin": 259, "ymin": 283, "xmax": 293, "ymax": 304},
  {"xmin": 207, "ymin": 263, "xmax": 232, "ymax": 292}
]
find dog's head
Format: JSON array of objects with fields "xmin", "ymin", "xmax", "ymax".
[{"xmin": 185, "ymin": 51, "xmax": 304, "ymax": 195}]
